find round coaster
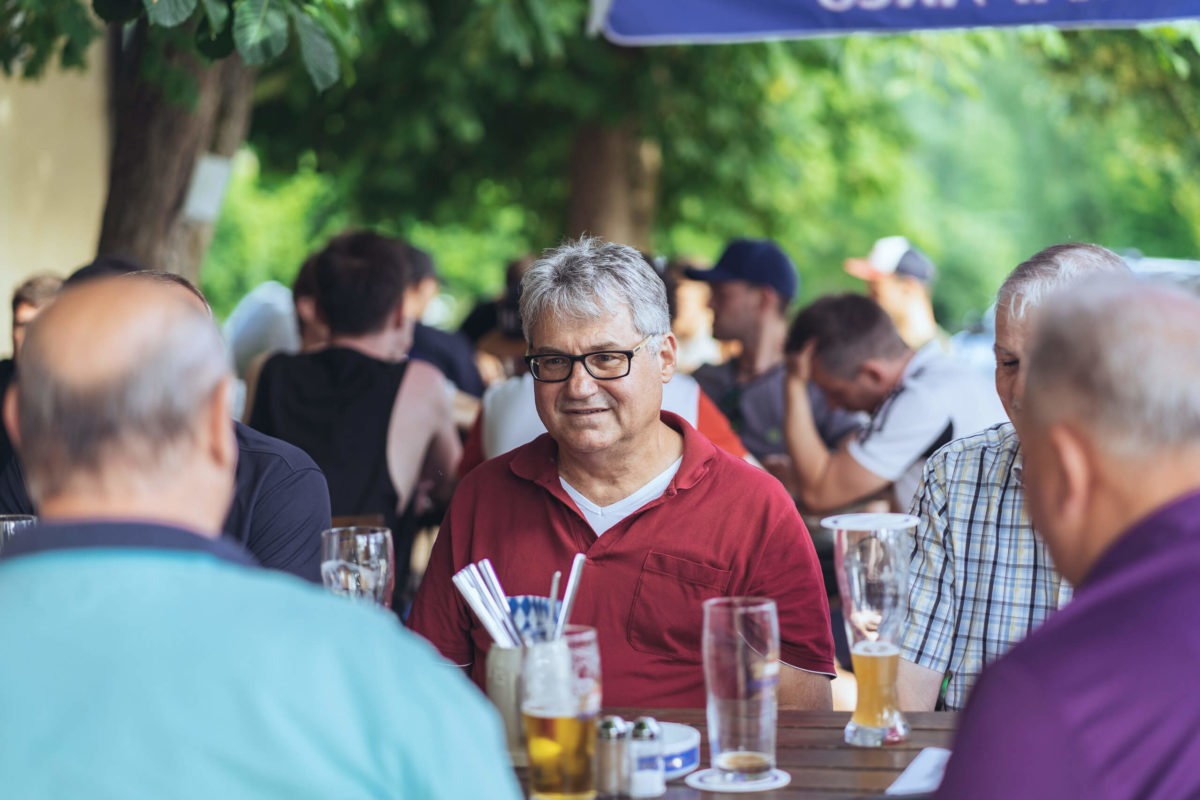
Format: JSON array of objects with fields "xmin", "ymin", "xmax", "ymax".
[{"xmin": 684, "ymin": 768, "xmax": 791, "ymax": 793}]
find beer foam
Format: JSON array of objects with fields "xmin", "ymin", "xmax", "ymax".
[{"xmin": 851, "ymin": 640, "xmax": 900, "ymax": 657}]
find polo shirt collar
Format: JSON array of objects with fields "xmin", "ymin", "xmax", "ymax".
[
  {"xmin": 0, "ymin": 520, "xmax": 259, "ymax": 569},
  {"xmin": 508, "ymin": 410, "xmax": 718, "ymax": 497},
  {"xmin": 1080, "ymin": 488, "xmax": 1200, "ymax": 591}
]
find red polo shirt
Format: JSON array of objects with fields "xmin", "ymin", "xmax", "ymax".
[{"xmin": 409, "ymin": 412, "xmax": 834, "ymax": 708}]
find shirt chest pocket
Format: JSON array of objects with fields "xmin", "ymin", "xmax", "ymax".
[{"xmin": 626, "ymin": 551, "xmax": 732, "ymax": 659}]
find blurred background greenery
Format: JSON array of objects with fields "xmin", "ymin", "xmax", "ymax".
[{"xmin": 196, "ymin": 10, "xmax": 1200, "ymax": 329}]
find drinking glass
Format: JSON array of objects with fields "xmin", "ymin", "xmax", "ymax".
[
  {"xmin": 824, "ymin": 513, "xmax": 917, "ymax": 747},
  {"xmin": 703, "ymin": 597, "xmax": 780, "ymax": 782},
  {"xmin": 320, "ymin": 526, "xmax": 395, "ymax": 608},
  {"xmin": 521, "ymin": 625, "xmax": 602, "ymax": 800},
  {"xmin": 0, "ymin": 514, "xmax": 36, "ymax": 555}
]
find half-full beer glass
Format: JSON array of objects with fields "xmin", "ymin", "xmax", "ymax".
[
  {"xmin": 320, "ymin": 527, "xmax": 395, "ymax": 608},
  {"xmin": 522, "ymin": 625, "xmax": 602, "ymax": 800},
  {"xmin": 824, "ymin": 513, "xmax": 916, "ymax": 747},
  {"xmin": 703, "ymin": 597, "xmax": 780, "ymax": 782}
]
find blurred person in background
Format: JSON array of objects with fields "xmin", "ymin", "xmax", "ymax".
[
  {"xmin": 0, "ymin": 276, "xmax": 519, "ymax": 800},
  {"xmin": 934, "ymin": 277, "xmax": 1200, "ymax": 799},
  {"xmin": 664, "ymin": 258, "xmax": 721, "ymax": 374},
  {"xmin": 405, "ymin": 243, "xmax": 485, "ymax": 399},
  {"xmin": 783, "ymin": 293, "xmax": 1004, "ymax": 514},
  {"xmin": 688, "ymin": 239, "xmax": 863, "ymax": 494},
  {"xmin": 898, "ymin": 243, "xmax": 1130, "ymax": 711},
  {"xmin": 844, "ymin": 235, "xmax": 948, "ymax": 351},
  {"xmin": 248, "ymin": 231, "xmax": 460, "ymax": 607},
  {"xmin": 460, "ymin": 254, "xmax": 534, "ymax": 385},
  {"xmin": 0, "ymin": 273, "xmax": 63, "ymax": 466}
]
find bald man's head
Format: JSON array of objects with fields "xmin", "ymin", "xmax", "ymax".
[{"xmin": 13, "ymin": 278, "xmax": 232, "ymax": 505}]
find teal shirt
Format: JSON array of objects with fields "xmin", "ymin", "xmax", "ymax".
[{"xmin": 0, "ymin": 525, "xmax": 522, "ymax": 800}]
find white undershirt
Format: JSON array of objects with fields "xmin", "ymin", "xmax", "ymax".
[{"xmin": 560, "ymin": 457, "xmax": 683, "ymax": 536}]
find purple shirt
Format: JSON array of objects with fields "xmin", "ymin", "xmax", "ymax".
[{"xmin": 935, "ymin": 489, "xmax": 1200, "ymax": 799}]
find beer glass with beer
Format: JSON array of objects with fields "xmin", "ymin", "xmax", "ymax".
[
  {"xmin": 702, "ymin": 597, "xmax": 780, "ymax": 782},
  {"xmin": 521, "ymin": 625, "xmax": 602, "ymax": 800},
  {"xmin": 319, "ymin": 527, "xmax": 395, "ymax": 608},
  {"xmin": 824, "ymin": 513, "xmax": 916, "ymax": 747}
]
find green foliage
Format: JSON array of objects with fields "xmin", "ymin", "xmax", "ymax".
[
  {"xmin": 233, "ymin": 0, "xmax": 289, "ymax": 64},
  {"xmin": 288, "ymin": 6, "xmax": 338, "ymax": 90},
  {"xmin": 242, "ymin": 19, "xmax": 1200, "ymax": 330},
  {"xmin": 201, "ymin": 150, "xmax": 351, "ymax": 320},
  {"xmin": 2, "ymin": 0, "xmax": 350, "ymax": 90},
  {"xmin": 143, "ymin": 0, "xmax": 198, "ymax": 28},
  {"xmin": 1, "ymin": 0, "xmax": 99, "ymax": 77}
]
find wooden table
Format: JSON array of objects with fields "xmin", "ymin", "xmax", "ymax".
[{"xmin": 519, "ymin": 709, "xmax": 956, "ymax": 799}]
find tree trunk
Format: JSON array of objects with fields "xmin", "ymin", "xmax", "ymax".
[
  {"xmin": 96, "ymin": 23, "xmax": 255, "ymax": 282},
  {"xmin": 568, "ymin": 122, "xmax": 661, "ymax": 252}
]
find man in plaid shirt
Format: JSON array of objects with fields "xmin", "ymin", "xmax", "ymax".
[{"xmin": 897, "ymin": 242, "xmax": 1129, "ymax": 711}]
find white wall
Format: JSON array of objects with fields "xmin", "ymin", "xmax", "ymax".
[{"xmin": 0, "ymin": 39, "xmax": 110, "ymax": 356}]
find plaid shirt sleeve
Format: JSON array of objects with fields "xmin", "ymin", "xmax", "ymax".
[{"xmin": 899, "ymin": 452, "xmax": 957, "ymax": 673}]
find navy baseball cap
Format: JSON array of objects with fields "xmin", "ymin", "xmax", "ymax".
[{"xmin": 684, "ymin": 239, "xmax": 799, "ymax": 303}]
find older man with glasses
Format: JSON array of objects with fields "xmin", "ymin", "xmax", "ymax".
[{"xmin": 409, "ymin": 237, "xmax": 836, "ymax": 709}]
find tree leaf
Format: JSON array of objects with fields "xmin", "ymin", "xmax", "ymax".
[
  {"xmin": 233, "ymin": 0, "xmax": 289, "ymax": 65},
  {"xmin": 200, "ymin": 0, "xmax": 230, "ymax": 33},
  {"xmin": 289, "ymin": 9, "xmax": 339, "ymax": 91},
  {"xmin": 141, "ymin": 0, "xmax": 199, "ymax": 28}
]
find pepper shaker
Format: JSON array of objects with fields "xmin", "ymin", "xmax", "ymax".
[
  {"xmin": 628, "ymin": 716, "xmax": 666, "ymax": 798},
  {"xmin": 596, "ymin": 715, "xmax": 629, "ymax": 798}
]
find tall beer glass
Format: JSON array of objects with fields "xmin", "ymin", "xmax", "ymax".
[
  {"xmin": 522, "ymin": 625, "xmax": 602, "ymax": 800},
  {"xmin": 703, "ymin": 597, "xmax": 780, "ymax": 782},
  {"xmin": 320, "ymin": 526, "xmax": 395, "ymax": 608},
  {"xmin": 823, "ymin": 513, "xmax": 916, "ymax": 747}
]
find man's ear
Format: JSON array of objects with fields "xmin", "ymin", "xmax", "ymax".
[
  {"xmin": 1048, "ymin": 423, "xmax": 1092, "ymax": 540},
  {"xmin": 295, "ymin": 296, "xmax": 319, "ymax": 325},
  {"xmin": 858, "ymin": 359, "xmax": 889, "ymax": 389},
  {"xmin": 205, "ymin": 376, "xmax": 238, "ymax": 472},
  {"xmin": 656, "ymin": 332, "xmax": 678, "ymax": 383},
  {"xmin": 3, "ymin": 383, "xmax": 19, "ymax": 451}
]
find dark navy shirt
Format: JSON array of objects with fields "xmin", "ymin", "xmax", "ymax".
[
  {"xmin": 935, "ymin": 489, "xmax": 1200, "ymax": 799},
  {"xmin": 0, "ymin": 519, "xmax": 259, "ymax": 567},
  {"xmin": 0, "ymin": 422, "xmax": 329, "ymax": 583}
]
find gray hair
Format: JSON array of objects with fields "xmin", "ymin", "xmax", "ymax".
[
  {"xmin": 996, "ymin": 243, "xmax": 1129, "ymax": 321},
  {"xmin": 520, "ymin": 238, "xmax": 671, "ymax": 344},
  {"xmin": 17, "ymin": 302, "xmax": 230, "ymax": 502},
  {"xmin": 1025, "ymin": 277, "xmax": 1200, "ymax": 457}
]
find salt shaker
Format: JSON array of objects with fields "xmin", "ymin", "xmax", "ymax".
[
  {"xmin": 596, "ymin": 715, "xmax": 629, "ymax": 798},
  {"xmin": 628, "ymin": 716, "xmax": 666, "ymax": 798}
]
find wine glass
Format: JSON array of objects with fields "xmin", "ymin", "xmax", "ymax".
[{"xmin": 320, "ymin": 526, "xmax": 395, "ymax": 608}]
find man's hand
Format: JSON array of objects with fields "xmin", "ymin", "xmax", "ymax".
[{"xmin": 785, "ymin": 340, "xmax": 817, "ymax": 383}]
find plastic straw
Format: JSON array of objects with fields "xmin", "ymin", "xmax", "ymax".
[
  {"xmin": 553, "ymin": 553, "xmax": 587, "ymax": 640},
  {"xmin": 549, "ymin": 571, "xmax": 561, "ymax": 604},
  {"xmin": 478, "ymin": 559, "xmax": 522, "ymax": 645},
  {"xmin": 452, "ymin": 569, "xmax": 517, "ymax": 647}
]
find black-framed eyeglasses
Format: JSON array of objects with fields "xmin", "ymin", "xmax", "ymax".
[{"xmin": 525, "ymin": 335, "xmax": 654, "ymax": 383}]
